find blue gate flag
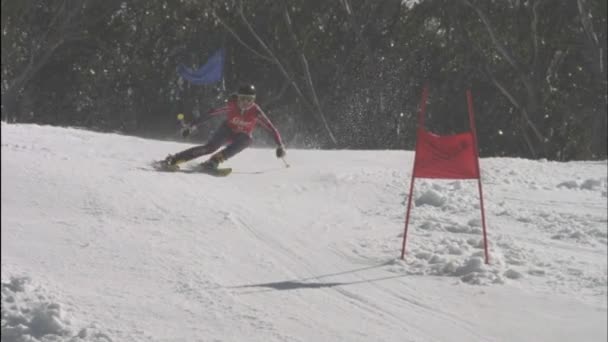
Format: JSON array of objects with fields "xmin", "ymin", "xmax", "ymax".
[{"xmin": 177, "ymin": 48, "xmax": 224, "ymax": 85}]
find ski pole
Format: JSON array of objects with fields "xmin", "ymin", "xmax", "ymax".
[{"xmin": 281, "ymin": 157, "xmax": 290, "ymax": 168}]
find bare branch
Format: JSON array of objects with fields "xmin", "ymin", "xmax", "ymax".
[
  {"xmin": 260, "ymin": 79, "xmax": 291, "ymax": 108},
  {"xmin": 212, "ymin": 11, "xmax": 274, "ymax": 63},
  {"xmin": 463, "ymin": 0, "xmax": 548, "ymax": 156},
  {"xmin": 281, "ymin": 1, "xmax": 337, "ymax": 144},
  {"xmin": 341, "ymin": 0, "xmax": 353, "ymax": 16},
  {"xmin": 577, "ymin": 0, "xmax": 603, "ymax": 73},
  {"xmin": 521, "ymin": 125, "xmax": 538, "ymax": 158},
  {"xmin": 577, "ymin": 0, "xmax": 600, "ymax": 46},
  {"xmin": 462, "ymin": 0, "xmax": 523, "ymax": 73},
  {"xmin": 531, "ymin": 0, "xmax": 543, "ymax": 71},
  {"xmin": 484, "ymin": 65, "xmax": 546, "ymax": 145},
  {"xmin": 545, "ymin": 49, "xmax": 565, "ymax": 89},
  {"xmin": 235, "ymin": 0, "xmax": 338, "ymax": 144}
]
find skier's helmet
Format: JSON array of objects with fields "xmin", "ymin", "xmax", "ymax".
[
  {"xmin": 237, "ymin": 84, "xmax": 256, "ymax": 96},
  {"xmin": 236, "ymin": 84, "xmax": 256, "ymax": 110}
]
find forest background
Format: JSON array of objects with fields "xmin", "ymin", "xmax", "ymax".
[{"xmin": 2, "ymin": 0, "xmax": 606, "ymax": 160}]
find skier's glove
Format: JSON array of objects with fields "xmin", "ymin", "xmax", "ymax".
[
  {"xmin": 180, "ymin": 125, "xmax": 197, "ymax": 138},
  {"xmin": 276, "ymin": 146, "xmax": 286, "ymax": 158},
  {"xmin": 181, "ymin": 127, "xmax": 191, "ymax": 138}
]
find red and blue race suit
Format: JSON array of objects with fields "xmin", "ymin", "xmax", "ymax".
[
  {"xmin": 169, "ymin": 98, "xmax": 283, "ymax": 164},
  {"xmin": 206, "ymin": 99, "xmax": 282, "ymax": 146}
]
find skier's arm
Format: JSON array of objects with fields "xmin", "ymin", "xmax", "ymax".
[
  {"xmin": 257, "ymin": 108, "xmax": 283, "ymax": 147},
  {"xmin": 191, "ymin": 104, "xmax": 231, "ymax": 127},
  {"xmin": 180, "ymin": 103, "xmax": 231, "ymax": 138}
]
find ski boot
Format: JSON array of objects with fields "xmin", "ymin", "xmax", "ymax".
[
  {"xmin": 199, "ymin": 153, "xmax": 232, "ymax": 176},
  {"xmin": 154, "ymin": 154, "xmax": 183, "ymax": 171},
  {"xmin": 200, "ymin": 153, "xmax": 223, "ymax": 171}
]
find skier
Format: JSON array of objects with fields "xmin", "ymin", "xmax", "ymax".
[{"xmin": 159, "ymin": 84, "xmax": 286, "ymax": 172}]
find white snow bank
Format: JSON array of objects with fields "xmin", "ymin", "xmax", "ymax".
[{"xmin": 1, "ymin": 276, "xmax": 111, "ymax": 342}]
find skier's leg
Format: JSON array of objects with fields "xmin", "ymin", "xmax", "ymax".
[
  {"xmin": 202, "ymin": 133, "xmax": 252, "ymax": 169},
  {"xmin": 166, "ymin": 123, "xmax": 231, "ymax": 165},
  {"xmin": 221, "ymin": 133, "xmax": 253, "ymax": 159}
]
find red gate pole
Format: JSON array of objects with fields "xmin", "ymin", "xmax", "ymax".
[
  {"xmin": 401, "ymin": 83, "xmax": 429, "ymax": 259},
  {"xmin": 466, "ymin": 89, "xmax": 490, "ymax": 264},
  {"xmin": 401, "ymin": 177, "xmax": 416, "ymax": 259}
]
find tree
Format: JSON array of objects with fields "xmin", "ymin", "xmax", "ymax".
[{"xmin": 1, "ymin": 0, "xmax": 122, "ymax": 122}]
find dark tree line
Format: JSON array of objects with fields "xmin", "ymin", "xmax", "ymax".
[{"xmin": 2, "ymin": 0, "xmax": 606, "ymax": 160}]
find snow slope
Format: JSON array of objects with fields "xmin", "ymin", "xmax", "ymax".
[{"xmin": 1, "ymin": 123, "xmax": 607, "ymax": 342}]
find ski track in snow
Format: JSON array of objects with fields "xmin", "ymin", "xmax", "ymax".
[{"xmin": 1, "ymin": 123, "xmax": 607, "ymax": 342}]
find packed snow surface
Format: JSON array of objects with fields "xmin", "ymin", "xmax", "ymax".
[{"xmin": 2, "ymin": 123, "xmax": 606, "ymax": 341}]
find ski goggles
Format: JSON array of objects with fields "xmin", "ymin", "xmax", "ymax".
[{"xmin": 237, "ymin": 94, "xmax": 256, "ymax": 102}]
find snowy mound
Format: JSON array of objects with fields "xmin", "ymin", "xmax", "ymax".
[
  {"xmin": 2, "ymin": 123, "xmax": 606, "ymax": 342},
  {"xmin": 1, "ymin": 276, "xmax": 110, "ymax": 342}
]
